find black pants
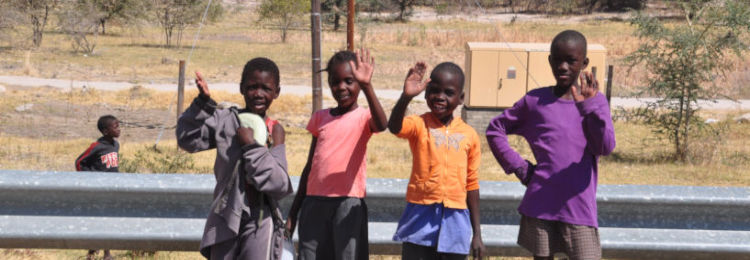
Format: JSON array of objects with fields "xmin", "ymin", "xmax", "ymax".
[
  {"xmin": 298, "ymin": 196, "xmax": 369, "ymax": 260},
  {"xmin": 402, "ymin": 242, "xmax": 467, "ymax": 260}
]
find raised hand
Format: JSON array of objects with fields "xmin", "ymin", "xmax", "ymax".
[
  {"xmin": 348, "ymin": 48, "xmax": 375, "ymax": 87},
  {"xmin": 570, "ymin": 71, "xmax": 598, "ymax": 102},
  {"xmin": 195, "ymin": 71, "xmax": 210, "ymax": 99},
  {"xmin": 403, "ymin": 62, "xmax": 430, "ymax": 98}
]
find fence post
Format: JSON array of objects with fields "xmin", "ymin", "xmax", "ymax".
[
  {"xmin": 606, "ymin": 65, "xmax": 613, "ymax": 108},
  {"xmin": 177, "ymin": 60, "xmax": 185, "ymax": 121}
]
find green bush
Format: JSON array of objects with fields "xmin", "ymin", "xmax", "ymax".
[{"xmin": 120, "ymin": 145, "xmax": 209, "ymax": 174}]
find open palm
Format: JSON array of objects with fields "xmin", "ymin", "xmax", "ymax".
[
  {"xmin": 349, "ymin": 48, "xmax": 375, "ymax": 86},
  {"xmin": 403, "ymin": 62, "xmax": 429, "ymax": 98}
]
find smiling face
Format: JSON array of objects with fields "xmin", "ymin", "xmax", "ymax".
[
  {"xmin": 241, "ymin": 70, "xmax": 279, "ymax": 117},
  {"xmin": 549, "ymin": 39, "xmax": 589, "ymax": 89},
  {"xmin": 426, "ymin": 70, "xmax": 463, "ymax": 124},
  {"xmin": 328, "ymin": 62, "xmax": 360, "ymax": 111}
]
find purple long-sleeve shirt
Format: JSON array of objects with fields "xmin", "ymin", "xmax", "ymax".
[{"xmin": 486, "ymin": 87, "xmax": 616, "ymax": 227}]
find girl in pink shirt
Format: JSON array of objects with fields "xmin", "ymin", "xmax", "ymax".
[{"xmin": 285, "ymin": 49, "xmax": 388, "ymax": 260}]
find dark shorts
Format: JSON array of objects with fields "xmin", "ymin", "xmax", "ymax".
[
  {"xmin": 401, "ymin": 242, "xmax": 467, "ymax": 260},
  {"xmin": 298, "ymin": 196, "xmax": 369, "ymax": 260},
  {"xmin": 517, "ymin": 215, "xmax": 601, "ymax": 260}
]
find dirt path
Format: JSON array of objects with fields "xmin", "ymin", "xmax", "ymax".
[{"xmin": 2, "ymin": 75, "xmax": 749, "ymax": 110}]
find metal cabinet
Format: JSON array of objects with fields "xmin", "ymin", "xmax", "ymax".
[{"xmin": 465, "ymin": 42, "xmax": 607, "ymax": 108}]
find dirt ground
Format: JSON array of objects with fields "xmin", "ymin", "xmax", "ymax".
[{"xmin": 0, "ymin": 85, "xmax": 174, "ymax": 143}]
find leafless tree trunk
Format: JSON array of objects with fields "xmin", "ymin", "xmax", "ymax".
[{"xmin": 30, "ymin": 2, "xmax": 50, "ymax": 48}]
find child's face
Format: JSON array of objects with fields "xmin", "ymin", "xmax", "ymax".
[
  {"xmin": 425, "ymin": 71, "xmax": 463, "ymax": 122},
  {"xmin": 241, "ymin": 70, "xmax": 279, "ymax": 116},
  {"xmin": 548, "ymin": 40, "xmax": 589, "ymax": 88},
  {"xmin": 328, "ymin": 62, "xmax": 360, "ymax": 109},
  {"xmin": 105, "ymin": 120, "xmax": 120, "ymax": 138}
]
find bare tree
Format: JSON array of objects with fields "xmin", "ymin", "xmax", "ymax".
[
  {"xmin": 58, "ymin": 0, "xmax": 102, "ymax": 54},
  {"xmin": 151, "ymin": 0, "xmax": 222, "ymax": 48},
  {"xmin": 9, "ymin": 0, "xmax": 58, "ymax": 48},
  {"xmin": 91, "ymin": 0, "xmax": 132, "ymax": 34},
  {"xmin": 392, "ymin": 0, "xmax": 416, "ymax": 21},
  {"xmin": 258, "ymin": 0, "xmax": 310, "ymax": 43}
]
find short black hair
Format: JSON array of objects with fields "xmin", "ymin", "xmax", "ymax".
[
  {"xmin": 324, "ymin": 50, "xmax": 357, "ymax": 81},
  {"xmin": 240, "ymin": 57, "xmax": 280, "ymax": 91},
  {"xmin": 97, "ymin": 115, "xmax": 118, "ymax": 133},
  {"xmin": 430, "ymin": 62, "xmax": 465, "ymax": 90},
  {"xmin": 551, "ymin": 30, "xmax": 587, "ymax": 56}
]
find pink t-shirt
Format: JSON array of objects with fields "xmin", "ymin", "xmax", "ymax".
[{"xmin": 306, "ymin": 107, "xmax": 373, "ymax": 198}]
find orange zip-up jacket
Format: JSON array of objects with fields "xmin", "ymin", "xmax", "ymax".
[{"xmin": 396, "ymin": 113, "xmax": 480, "ymax": 209}]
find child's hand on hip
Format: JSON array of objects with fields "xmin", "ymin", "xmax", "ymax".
[
  {"xmin": 349, "ymin": 48, "xmax": 375, "ymax": 87},
  {"xmin": 236, "ymin": 127, "xmax": 256, "ymax": 146},
  {"xmin": 402, "ymin": 62, "xmax": 430, "ymax": 98},
  {"xmin": 195, "ymin": 71, "xmax": 211, "ymax": 99},
  {"xmin": 571, "ymin": 71, "xmax": 598, "ymax": 102}
]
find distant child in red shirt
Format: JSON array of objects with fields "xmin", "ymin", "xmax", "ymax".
[
  {"xmin": 75, "ymin": 114, "xmax": 120, "ymax": 260},
  {"xmin": 388, "ymin": 62, "xmax": 486, "ymax": 259},
  {"xmin": 285, "ymin": 49, "xmax": 388, "ymax": 260}
]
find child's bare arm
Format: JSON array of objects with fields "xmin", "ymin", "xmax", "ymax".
[
  {"xmin": 285, "ymin": 137, "xmax": 317, "ymax": 238},
  {"xmin": 389, "ymin": 62, "xmax": 429, "ymax": 134},
  {"xmin": 466, "ymin": 134, "xmax": 485, "ymax": 259},
  {"xmin": 271, "ymin": 123, "xmax": 285, "ymax": 147},
  {"xmin": 467, "ymin": 190, "xmax": 486, "ymax": 259},
  {"xmin": 349, "ymin": 48, "xmax": 387, "ymax": 132}
]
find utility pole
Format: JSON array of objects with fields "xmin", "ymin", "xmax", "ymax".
[
  {"xmin": 347, "ymin": 0, "xmax": 354, "ymax": 51},
  {"xmin": 311, "ymin": 0, "xmax": 322, "ymax": 112}
]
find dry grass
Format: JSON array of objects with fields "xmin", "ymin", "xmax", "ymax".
[
  {"xmin": 2, "ymin": 85, "xmax": 749, "ymax": 185},
  {"xmin": 3, "ymin": 118, "xmax": 750, "ymax": 186},
  {"xmin": 0, "ymin": 8, "xmax": 748, "ymax": 98}
]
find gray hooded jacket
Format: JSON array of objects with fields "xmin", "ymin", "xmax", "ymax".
[{"xmin": 176, "ymin": 96, "xmax": 293, "ymax": 258}]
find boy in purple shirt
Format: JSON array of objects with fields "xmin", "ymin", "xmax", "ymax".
[{"xmin": 486, "ymin": 30, "xmax": 616, "ymax": 260}]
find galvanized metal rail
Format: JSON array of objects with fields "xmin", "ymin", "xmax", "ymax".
[{"xmin": 0, "ymin": 170, "xmax": 748, "ymax": 259}]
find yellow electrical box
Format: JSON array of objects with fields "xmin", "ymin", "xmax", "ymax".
[{"xmin": 464, "ymin": 42, "xmax": 606, "ymax": 108}]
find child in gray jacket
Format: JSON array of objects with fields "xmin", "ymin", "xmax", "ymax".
[{"xmin": 177, "ymin": 58, "xmax": 293, "ymax": 260}]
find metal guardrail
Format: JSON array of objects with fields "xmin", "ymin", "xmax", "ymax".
[{"xmin": 0, "ymin": 170, "xmax": 749, "ymax": 259}]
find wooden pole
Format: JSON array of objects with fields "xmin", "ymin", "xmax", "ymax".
[
  {"xmin": 347, "ymin": 0, "xmax": 354, "ymax": 50},
  {"xmin": 312, "ymin": 0, "xmax": 322, "ymax": 112},
  {"xmin": 606, "ymin": 65, "xmax": 614, "ymax": 108},
  {"xmin": 177, "ymin": 60, "xmax": 185, "ymax": 121}
]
